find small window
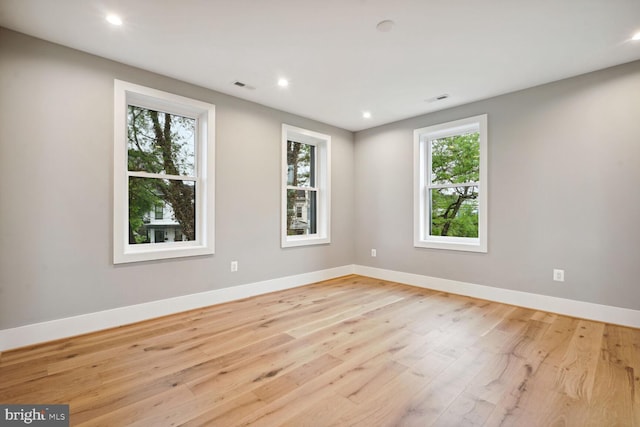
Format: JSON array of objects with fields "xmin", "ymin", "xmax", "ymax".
[
  {"xmin": 281, "ymin": 124, "xmax": 331, "ymax": 247},
  {"xmin": 154, "ymin": 203, "xmax": 164, "ymax": 220},
  {"xmin": 114, "ymin": 80, "xmax": 215, "ymax": 263},
  {"xmin": 414, "ymin": 114, "xmax": 487, "ymax": 252}
]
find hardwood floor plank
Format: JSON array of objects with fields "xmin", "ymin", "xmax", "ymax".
[
  {"xmin": 583, "ymin": 324, "xmax": 640, "ymax": 426},
  {"xmin": 556, "ymin": 320, "xmax": 605, "ymax": 401},
  {"xmin": 0, "ymin": 275, "xmax": 637, "ymax": 426},
  {"xmin": 69, "ymin": 333, "xmax": 294, "ymax": 424},
  {"xmin": 431, "ymin": 392, "xmax": 495, "ymax": 427},
  {"xmin": 481, "ymin": 314, "xmax": 582, "ymax": 426},
  {"xmin": 335, "ymin": 356, "xmax": 407, "ymax": 404},
  {"xmin": 74, "ymin": 384, "xmax": 195, "ymax": 427}
]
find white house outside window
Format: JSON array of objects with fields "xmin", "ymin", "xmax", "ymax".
[
  {"xmin": 414, "ymin": 114, "xmax": 487, "ymax": 252},
  {"xmin": 113, "ymin": 80, "xmax": 215, "ymax": 263},
  {"xmin": 281, "ymin": 124, "xmax": 331, "ymax": 247}
]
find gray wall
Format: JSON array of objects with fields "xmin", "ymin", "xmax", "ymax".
[
  {"xmin": 355, "ymin": 60, "xmax": 640, "ymax": 310},
  {"xmin": 2, "ymin": 27, "xmax": 639, "ymax": 332},
  {"xmin": 0, "ymin": 29, "xmax": 355, "ymax": 329}
]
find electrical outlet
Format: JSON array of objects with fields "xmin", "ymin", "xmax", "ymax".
[
  {"xmin": 553, "ymin": 269, "xmax": 564, "ymax": 282},
  {"xmin": 231, "ymin": 261, "xmax": 238, "ymax": 272},
  {"xmin": 371, "ymin": 249, "xmax": 377, "ymax": 257}
]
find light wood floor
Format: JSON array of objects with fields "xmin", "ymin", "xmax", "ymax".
[{"xmin": 1, "ymin": 275, "xmax": 639, "ymax": 426}]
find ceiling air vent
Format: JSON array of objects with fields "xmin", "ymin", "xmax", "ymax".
[
  {"xmin": 232, "ymin": 81, "xmax": 256, "ymax": 90},
  {"xmin": 426, "ymin": 94, "xmax": 450, "ymax": 103}
]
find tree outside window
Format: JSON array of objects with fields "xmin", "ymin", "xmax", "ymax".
[
  {"xmin": 429, "ymin": 132, "xmax": 479, "ymax": 238},
  {"xmin": 127, "ymin": 105, "xmax": 196, "ymax": 245}
]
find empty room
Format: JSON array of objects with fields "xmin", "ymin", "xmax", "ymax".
[{"xmin": 1, "ymin": 1, "xmax": 639, "ymax": 426}]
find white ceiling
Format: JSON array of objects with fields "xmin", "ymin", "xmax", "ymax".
[{"xmin": 1, "ymin": 0, "xmax": 639, "ymax": 131}]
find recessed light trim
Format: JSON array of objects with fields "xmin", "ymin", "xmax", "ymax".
[
  {"xmin": 277, "ymin": 78, "xmax": 289, "ymax": 87},
  {"xmin": 106, "ymin": 14, "xmax": 123, "ymax": 26},
  {"xmin": 632, "ymin": 31, "xmax": 640, "ymax": 41},
  {"xmin": 362, "ymin": 111, "xmax": 372, "ymax": 119}
]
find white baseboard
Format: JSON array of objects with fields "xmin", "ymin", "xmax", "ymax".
[
  {"xmin": 354, "ymin": 265, "xmax": 640, "ymax": 329},
  {"xmin": 0, "ymin": 265, "xmax": 356, "ymax": 352},
  {"xmin": 3, "ymin": 264, "xmax": 638, "ymax": 352}
]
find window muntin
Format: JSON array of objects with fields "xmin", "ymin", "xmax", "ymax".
[
  {"xmin": 281, "ymin": 124, "xmax": 330, "ymax": 247},
  {"xmin": 114, "ymin": 80, "xmax": 215, "ymax": 263},
  {"xmin": 414, "ymin": 115, "xmax": 487, "ymax": 252}
]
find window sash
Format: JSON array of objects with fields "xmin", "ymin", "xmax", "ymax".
[{"xmin": 424, "ymin": 184, "xmax": 479, "ymax": 238}]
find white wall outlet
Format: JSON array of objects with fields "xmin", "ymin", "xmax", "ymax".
[
  {"xmin": 231, "ymin": 261, "xmax": 238, "ymax": 272},
  {"xmin": 553, "ymin": 269, "xmax": 564, "ymax": 282},
  {"xmin": 371, "ymin": 249, "xmax": 377, "ymax": 257}
]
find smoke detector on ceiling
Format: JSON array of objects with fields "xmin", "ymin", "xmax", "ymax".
[{"xmin": 376, "ymin": 20, "xmax": 395, "ymax": 32}]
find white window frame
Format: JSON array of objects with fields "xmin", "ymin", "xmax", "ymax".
[
  {"xmin": 413, "ymin": 114, "xmax": 487, "ymax": 252},
  {"xmin": 113, "ymin": 80, "xmax": 215, "ymax": 263},
  {"xmin": 281, "ymin": 124, "xmax": 331, "ymax": 247}
]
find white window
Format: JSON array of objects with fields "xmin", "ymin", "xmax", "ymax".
[
  {"xmin": 281, "ymin": 124, "xmax": 331, "ymax": 247},
  {"xmin": 113, "ymin": 80, "xmax": 215, "ymax": 263},
  {"xmin": 414, "ymin": 114, "xmax": 487, "ymax": 252}
]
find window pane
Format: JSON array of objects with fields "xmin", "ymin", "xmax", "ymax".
[
  {"xmin": 128, "ymin": 177, "xmax": 196, "ymax": 244},
  {"xmin": 286, "ymin": 141, "xmax": 315, "ymax": 187},
  {"xmin": 430, "ymin": 131, "xmax": 479, "ymax": 185},
  {"xmin": 154, "ymin": 203, "xmax": 163, "ymax": 220},
  {"xmin": 127, "ymin": 105, "xmax": 196, "ymax": 177},
  {"xmin": 286, "ymin": 189, "xmax": 317, "ymax": 236},
  {"xmin": 430, "ymin": 186, "xmax": 478, "ymax": 237}
]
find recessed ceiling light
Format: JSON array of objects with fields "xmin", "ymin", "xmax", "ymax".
[
  {"xmin": 277, "ymin": 78, "xmax": 289, "ymax": 87},
  {"xmin": 376, "ymin": 20, "xmax": 395, "ymax": 33},
  {"xmin": 632, "ymin": 32, "xmax": 640, "ymax": 41},
  {"xmin": 362, "ymin": 111, "xmax": 372, "ymax": 119},
  {"xmin": 106, "ymin": 14, "xmax": 123, "ymax": 26}
]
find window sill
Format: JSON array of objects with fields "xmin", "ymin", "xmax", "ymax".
[
  {"xmin": 282, "ymin": 235, "xmax": 330, "ymax": 248},
  {"xmin": 115, "ymin": 243, "xmax": 214, "ymax": 264},
  {"xmin": 414, "ymin": 238, "xmax": 486, "ymax": 253}
]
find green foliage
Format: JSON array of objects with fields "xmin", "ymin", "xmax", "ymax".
[
  {"xmin": 430, "ymin": 132, "xmax": 479, "ymax": 237},
  {"xmin": 127, "ymin": 106, "xmax": 196, "ymax": 243},
  {"xmin": 430, "ymin": 187, "xmax": 479, "ymax": 237},
  {"xmin": 430, "ymin": 133, "xmax": 479, "ymax": 184},
  {"xmin": 128, "ymin": 178, "xmax": 158, "ymax": 243}
]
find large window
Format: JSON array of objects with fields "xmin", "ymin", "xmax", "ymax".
[
  {"xmin": 414, "ymin": 114, "xmax": 487, "ymax": 252},
  {"xmin": 281, "ymin": 124, "xmax": 331, "ymax": 247},
  {"xmin": 114, "ymin": 80, "xmax": 215, "ymax": 263}
]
